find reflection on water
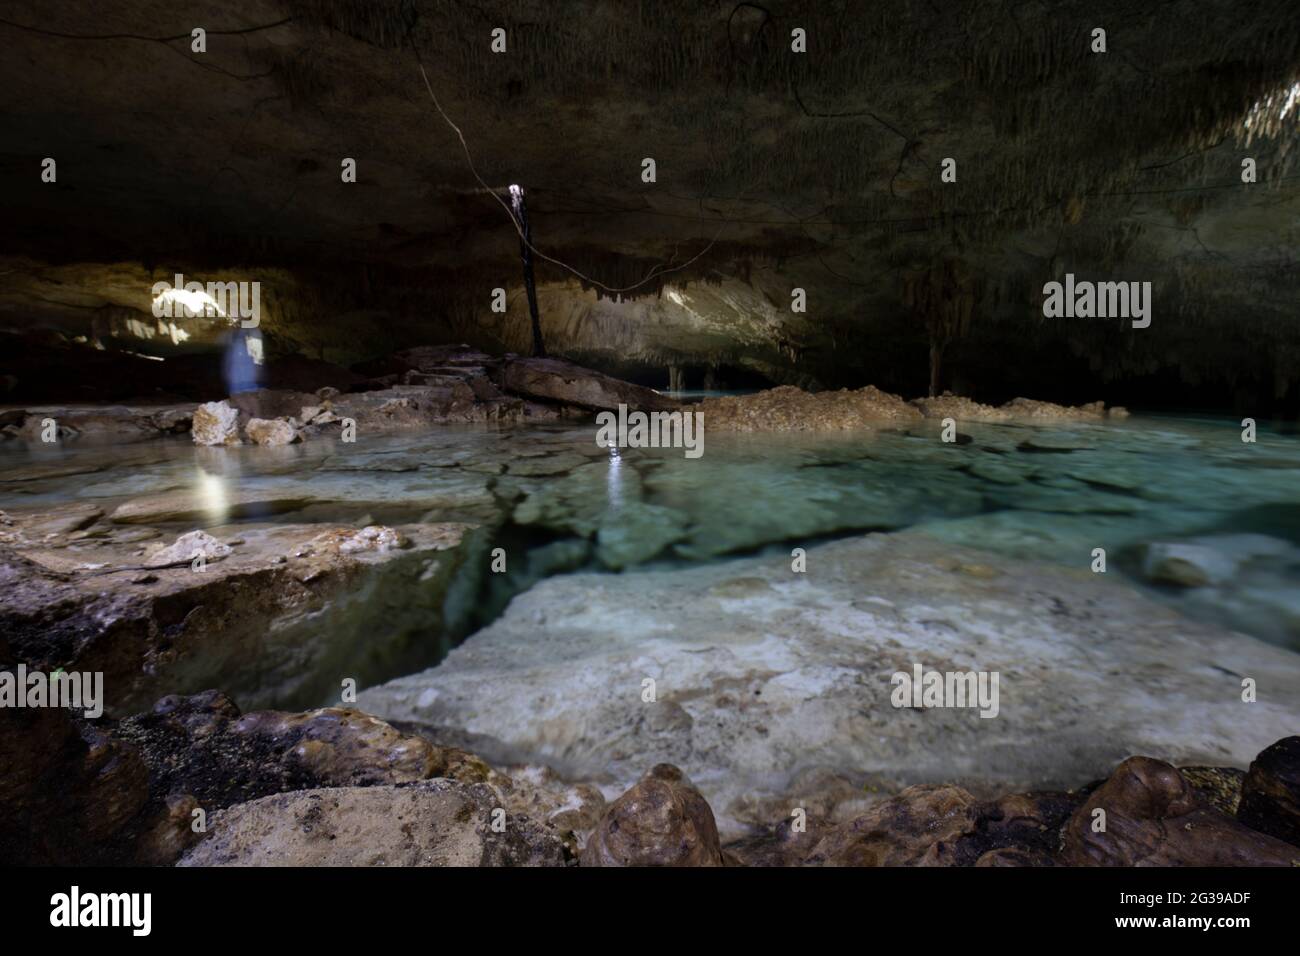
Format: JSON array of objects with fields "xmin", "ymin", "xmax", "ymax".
[{"xmin": 3, "ymin": 411, "xmax": 1299, "ymax": 649}]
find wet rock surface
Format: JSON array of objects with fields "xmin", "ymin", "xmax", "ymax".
[
  {"xmin": 5, "ymin": 667, "xmax": 1298, "ymax": 867},
  {"xmin": 361, "ymin": 532, "xmax": 1300, "ymax": 838}
]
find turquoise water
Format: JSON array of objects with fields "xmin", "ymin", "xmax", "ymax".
[{"xmin": 4, "ymin": 412, "xmax": 1299, "ymax": 650}]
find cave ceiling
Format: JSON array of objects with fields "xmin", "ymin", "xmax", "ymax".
[{"xmin": 0, "ymin": 0, "xmax": 1297, "ymax": 402}]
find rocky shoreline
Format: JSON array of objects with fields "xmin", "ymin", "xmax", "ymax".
[
  {"xmin": 2, "ymin": 679, "xmax": 1296, "ymax": 866},
  {"xmin": 1, "ymin": 346, "xmax": 1133, "ymax": 447}
]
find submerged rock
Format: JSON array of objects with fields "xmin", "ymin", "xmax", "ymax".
[{"xmin": 360, "ymin": 532, "xmax": 1300, "ymax": 838}]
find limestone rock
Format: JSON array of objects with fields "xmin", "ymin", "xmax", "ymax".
[
  {"xmin": 179, "ymin": 780, "xmax": 568, "ymax": 867},
  {"xmin": 699, "ymin": 385, "xmax": 922, "ymax": 431},
  {"xmin": 581, "ymin": 764, "xmax": 724, "ymax": 867},
  {"xmin": 2, "ymin": 521, "xmax": 479, "ymax": 714},
  {"xmin": 191, "ymin": 400, "xmax": 241, "ymax": 446},
  {"xmin": 144, "ymin": 530, "xmax": 233, "ymax": 567}
]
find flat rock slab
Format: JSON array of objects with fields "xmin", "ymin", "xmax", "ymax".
[{"xmin": 360, "ymin": 531, "xmax": 1300, "ymax": 839}]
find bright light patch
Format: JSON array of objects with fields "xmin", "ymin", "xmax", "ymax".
[
  {"xmin": 1242, "ymin": 81, "xmax": 1300, "ymax": 142},
  {"xmin": 154, "ymin": 287, "xmax": 225, "ymax": 319},
  {"xmin": 245, "ymin": 332, "xmax": 264, "ymax": 366},
  {"xmin": 195, "ymin": 471, "xmax": 229, "ymax": 524}
]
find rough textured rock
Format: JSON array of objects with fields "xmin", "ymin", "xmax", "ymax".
[
  {"xmin": 0, "ymin": 402, "xmax": 196, "ymax": 443},
  {"xmin": 361, "ymin": 532, "xmax": 1300, "ymax": 839},
  {"xmin": 143, "ymin": 530, "xmax": 232, "ymax": 567},
  {"xmin": 113, "ymin": 692, "xmax": 462, "ymax": 808},
  {"xmin": 1237, "ymin": 736, "xmax": 1300, "ymax": 847},
  {"xmin": 913, "ymin": 394, "xmax": 1116, "ymax": 423},
  {"xmin": 580, "ymin": 765, "xmax": 724, "ymax": 867},
  {"xmin": 191, "ymin": 400, "xmax": 241, "ymax": 446},
  {"xmin": 1059, "ymin": 756, "xmax": 1300, "ymax": 866},
  {"xmin": 244, "ymin": 416, "xmax": 300, "ymax": 446},
  {"xmin": 803, "ymin": 785, "xmax": 978, "ymax": 866},
  {"xmin": 698, "ymin": 385, "xmax": 922, "ymax": 431},
  {"xmin": 1, "ymin": 520, "xmax": 480, "ymax": 713},
  {"xmin": 179, "ymin": 780, "xmax": 568, "ymax": 867}
]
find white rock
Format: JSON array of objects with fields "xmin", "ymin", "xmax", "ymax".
[
  {"xmin": 144, "ymin": 530, "xmax": 233, "ymax": 567},
  {"xmin": 191, "ymin": 400, "xmax": 241, "ymax": 446}
]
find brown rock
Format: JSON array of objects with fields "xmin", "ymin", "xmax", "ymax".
[
  {"xmin": 1237, "ymin": 736, "xmax": 1300, "ymax": 847},
  {"xmin": 802, "ymin": 784, "xmax": 978, "ymax": 866},
  {"xmin": 723, "ymin": 813, "xmax": 834, "ymax": 867},
  {"xmin": 1059, "ymin": 756, "xmax": 1300, "ymax": 866},
  {"xmin": 580, "ymin": 764, "xmax": 724, "ymax": 866}
]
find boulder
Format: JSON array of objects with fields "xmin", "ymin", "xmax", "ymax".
[
  {"xmin": 1059, "ymin": 756, "xmax": 1300, "ymax": 866},
  {"xmin": 581, "ymin": 764, "xmax": 724, "ymax": 866}
]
